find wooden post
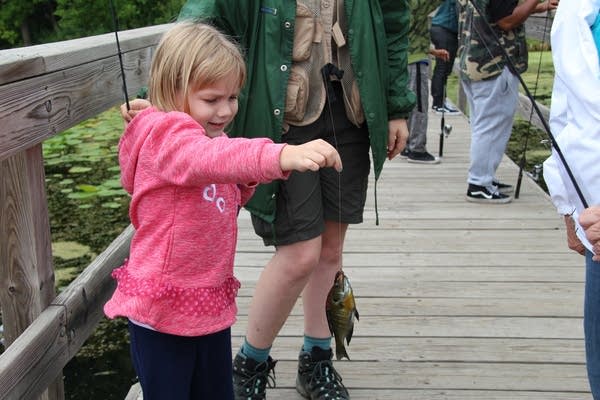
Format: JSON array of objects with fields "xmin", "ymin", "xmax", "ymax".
[{"xmin": 0, "ymin": 145, "xmax": 64, "ymax": 400}]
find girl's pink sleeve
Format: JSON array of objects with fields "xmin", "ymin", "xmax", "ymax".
[{"xmin": 145, "ymin": 112, "xmax": 290, "ymax": 186}]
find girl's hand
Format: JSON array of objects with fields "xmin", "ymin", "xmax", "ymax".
[
  {"xmin": 280, "ymin": 139, "xmax": 343, "ymax": 172},
  {"xmin": 120, "ymin": 99, "xmax": 152, "ymax": 123}
]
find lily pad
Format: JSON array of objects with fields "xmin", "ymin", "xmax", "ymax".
[
  {"xmin": 52, "ymin": 241, "xmax": 92, "ymax": 260},
  {"xmin": 69, "ymin": 166, "xmax": 93, "ymax": 174}
]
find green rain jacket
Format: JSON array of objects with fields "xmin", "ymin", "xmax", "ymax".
[{"xmin": 179, "ymin": 0, "xmax": 415, "ymax": 223}]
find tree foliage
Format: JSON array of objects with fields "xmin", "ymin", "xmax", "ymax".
[{"xmin": 0, "ymin": 0, "xmax": 184, "ymax": 50}]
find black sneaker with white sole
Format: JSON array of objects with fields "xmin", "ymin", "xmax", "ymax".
[
  {"xmin": 492, "ymin": 180, "xmax": 513, "ymax": 194},
  {"xmin": 466, "ymin": 184, "xmax": 512, "ymax": 204},
  {"xmin": 407, "ymin": 151, "xmax": 441, "ymax": 164},
  {"xmin": 432, "ymin": 104, "xmax": 461, "ymax": 115}
]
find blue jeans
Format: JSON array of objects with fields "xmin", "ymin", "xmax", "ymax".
[
  {"xmin": 586, "ymin": 250, "xmax": 600, "ymax": 398},
  {"xmin": 430, "ymin": 25, "xmax": 458, "ymax": 108}
]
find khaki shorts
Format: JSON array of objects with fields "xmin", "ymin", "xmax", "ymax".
[{"xmin": 252, "ymin": 83, "xmax": 370, "ymax": 246}]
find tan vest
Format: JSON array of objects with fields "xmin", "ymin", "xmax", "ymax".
[{"xmin": 284, "ymin": 0, "xmax": 364, "ymax": 129}]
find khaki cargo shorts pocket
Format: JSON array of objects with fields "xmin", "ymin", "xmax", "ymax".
[
  {"xmin": 284, "ymin": 66, "xmax": 309, "ymax": 123},
  {"xmin": 292, "ymin": 3, "xmax": 315, "ymax": 62}
]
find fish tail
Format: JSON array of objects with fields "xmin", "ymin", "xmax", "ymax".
[
  {"xmin": 335, "ymin": 336, "xmax": 350, "ymax": 360},
  {"xmin": 336, "ymin": 345, "xmax": 350, "ymax": 360}
]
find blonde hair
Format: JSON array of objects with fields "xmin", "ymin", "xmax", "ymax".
[{"xmin": 148, "ymin": 22, "xmax": 246, "ymax": 113}]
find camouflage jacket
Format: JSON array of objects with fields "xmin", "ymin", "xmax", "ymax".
[
  {"xmin": 408, "ymin": 0, "xmax": 442, "ymax": 63},
  {"xmin": 456, "ymin": 0, "xmax": 528, "ymax": 81}
]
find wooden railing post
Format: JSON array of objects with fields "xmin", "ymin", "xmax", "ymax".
[{"xmin": 0, "ymin": 145, "xmax": 64, "ymax": 400}]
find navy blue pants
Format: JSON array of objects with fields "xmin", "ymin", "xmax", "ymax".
[{"xmin": 128, "ymin": 321, "xmax": 233, "ymax": 400}]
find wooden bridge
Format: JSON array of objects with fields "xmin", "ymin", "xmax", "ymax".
[{"xmin": 0, "ymin": 15, "xmax": 591, "ymax": 400}]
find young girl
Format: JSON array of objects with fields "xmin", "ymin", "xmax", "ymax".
[{"xmin": 103, "ymin": 22, "xmax": 342, "ymax": 400}]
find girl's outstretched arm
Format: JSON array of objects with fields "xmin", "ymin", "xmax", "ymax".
[{"xmin": 279, "ymin": 139, "xmax": 343, "ymax": 173}]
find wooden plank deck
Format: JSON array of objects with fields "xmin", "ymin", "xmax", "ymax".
[{"xmin": 127, "ymin": 108, "xmax": 589, "ymax": 399}]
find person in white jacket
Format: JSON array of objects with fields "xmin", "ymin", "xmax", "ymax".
[{"xmin": 543, "ymin": 0, "xmax": 600, "ymax": 396}]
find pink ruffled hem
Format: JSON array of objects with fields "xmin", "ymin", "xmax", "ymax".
[{"xmin": 111, "ymin": 263, "xmax": 240, "ymax": 318}]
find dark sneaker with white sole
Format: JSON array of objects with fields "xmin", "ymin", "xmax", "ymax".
[
  {"xmin": 492, "ymin": 180, "xmax": 513, "ymax": 194},
  {"xmin": 466, "ymin": 184, "xmax": 512, "ymax": 204},
  {"xmin": 407, "ymin": 151, "xmax": 441, "ymax": 164},
  {"xmin": 296, "ymin": 347, "xmax": 350, "ymax": 399},
  {"xmin": 232, "ymin": 354, "xmax": 277, "ymax": 400},
  {"xmin": 432, "ymin": 104, "xmax": 461, "ymax": 115}
]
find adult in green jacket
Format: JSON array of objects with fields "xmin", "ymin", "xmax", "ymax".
[
  {"xmin": 125, "ymin": 2, "xmax": 415, "ymax": 399},
  {"xmin": 178, "ymin": 0, "xmax": 415, "ymax": 223}
]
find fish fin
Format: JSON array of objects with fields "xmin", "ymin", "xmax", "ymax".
[{"xmin": 346, "ymin": 323, "xmax": 354, "ymax": 345}]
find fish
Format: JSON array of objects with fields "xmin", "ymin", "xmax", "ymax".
[{"xmin": 325, "ymin": 270, "xmax": 359, "ymax": 360}]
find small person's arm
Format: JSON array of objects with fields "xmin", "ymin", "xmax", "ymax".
[{"xmin": 279, "ymin": 139, "xmax": 343, "ymax": 172}]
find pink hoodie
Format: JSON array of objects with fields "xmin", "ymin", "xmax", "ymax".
[{"xmin": 104, "ymin": 107, "xmax": 288, "ymax": 336}]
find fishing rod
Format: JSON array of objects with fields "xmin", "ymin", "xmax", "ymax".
[
  {"xmin": 466, "ymin": 0, "xmax": 588, "ymax": 208},
  {"xmin": 438, "ymin": 86, "xmax": 452, "ymax": 158},
  {"xmin": 109, "ymin": 0, "xmax": 130, "ymax": 111},
  {"xmin": 514, "ymin": 7, "xmax": 551, "ymax": 199}
]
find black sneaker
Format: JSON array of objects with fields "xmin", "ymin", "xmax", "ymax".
[
  {"xmin": 233, "ymin": 353, "xmax": 277, "ymax": 400},
  {"xmin": 492, "ymin": 180, "xmax": 513, "ymax": 194},
  {"xmin": 432, "ymin": 104, "xmax": 460, "ymax": 115},
  {"xmin": 400, "ymin": 148, "xmax": 410, "ymax": 159},
  {"xmin": 407, "ymin": 151, "xmax": 441, "ymax": 164},
  {"xmin": 296, "ymin": 347, "xmax": 350, "ymax": 400},
  {"xmin": 466, "ymin": 184, "xmax": 512, "ymax": 204}
]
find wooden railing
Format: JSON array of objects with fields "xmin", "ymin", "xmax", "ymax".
[{"xmin": 0, "ymin": 24, "xmax": 170, "ymax": 400}]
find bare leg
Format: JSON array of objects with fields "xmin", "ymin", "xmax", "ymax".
[
  {"xmin": 245, "ymin": 236, "xmax": 322, "ymax": 349},
  {"xmin": 302, "ymin": 220, "xmax": 348, "ymax": 338}
]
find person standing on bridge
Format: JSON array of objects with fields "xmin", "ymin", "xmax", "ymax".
[
  {"xmin": 457, "ymin": 0, "xmax": 558, "ymax": 204},
  {"xmin": 104, "ymin": 22, "xmax": 342, "ymax": 400},
  {"xmin": 122, "ymin": 1, "xmax": 415, "ymax": 399},
  {"xmin": 543, "ymin": 0, "xmax": 600, "ymax": 396}
]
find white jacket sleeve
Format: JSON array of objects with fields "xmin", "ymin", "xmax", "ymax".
[{"xmin": 545, "ymin": 0, "xmax": 600, "ymax": 250}]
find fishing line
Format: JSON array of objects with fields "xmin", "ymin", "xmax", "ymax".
[
  {"xmin": 464, "ymin": 0, "xmax": 588, "ymax": 208},
  {"xmin": 109, "ymin": 0, "xmax": 130, "ymax": 111},
  {"xmin": 515, "ymin": 8, "xmax": 551, "ymax": 199},
  {"xmin": 321, "ymin": 63, "xmax": 344, "ymax": 272}
]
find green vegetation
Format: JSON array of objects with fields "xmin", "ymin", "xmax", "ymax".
[
  {"xmin": 43, "ymin": 107, "xmax": 134, "ymax": 399},
  {"xmin": 0, "ymin": 0, "xmax": 184, "ymax": 49}
]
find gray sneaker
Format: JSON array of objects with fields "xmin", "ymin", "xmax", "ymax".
[
  {"xmin": 232, "ymin": 353, "xmax": 277, "ymax": 400},
  {"xmin": 296, "ymin": 347, "xmax": 350, "ymax": 399}
]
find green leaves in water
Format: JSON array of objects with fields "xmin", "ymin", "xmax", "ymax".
[{"xmin": 44, "ymin": 107, "xmax": 128, "ymax": 207}]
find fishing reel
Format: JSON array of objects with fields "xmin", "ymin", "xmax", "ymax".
[
  {"xmin": 526, "ymin": 164, "xmax": 543, "ymax": 181},
  {"xmin": 442, "ymin": 123, "xmax": 452, "ymax": 138}
]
